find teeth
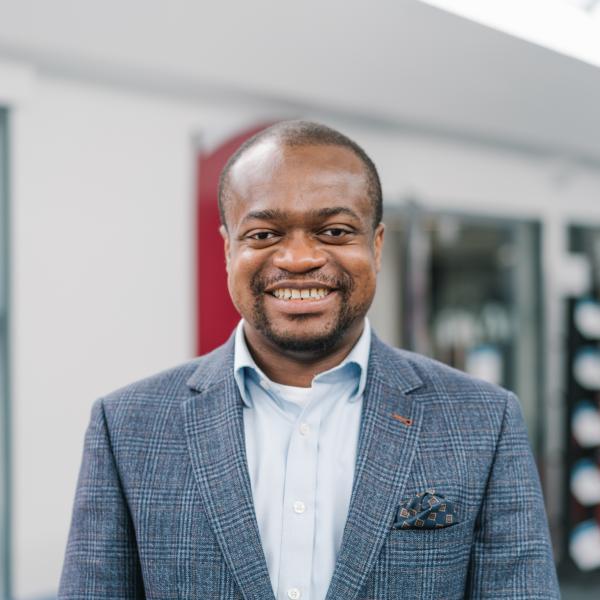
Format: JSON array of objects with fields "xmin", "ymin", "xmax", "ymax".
[{"xmin": 272, "ymin": 287, "xmax": 330, "ymax": 300}]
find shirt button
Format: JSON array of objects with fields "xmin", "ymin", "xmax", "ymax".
[
  {"xmin": 299, "ymin": 422, "xmax": 310, "ymax": 436},
  {"xmin": 293, "ymin": 500, "xmax": 306, "ymax": 514},
  {"xmin": 287, "ymin": 588, "xmax": 301, "ymax": 600}
]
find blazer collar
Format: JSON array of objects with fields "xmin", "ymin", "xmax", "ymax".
[
  {"xmin": 367, "ymin": 333, "xmax": 424, "ymax": 394},
  {"xmin": 186, "ymin": 329, "xmax": 424, "ymax": 397},
  {"xmin": 186, "ymin": 330, "xmax": 236, "ymax": 393}
]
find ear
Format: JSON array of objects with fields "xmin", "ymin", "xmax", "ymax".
[
  {"xmin": 373, "ymin": 222, "xmax": 385, "ymax": 273},
  {"xmin": 220, "ymin": 225, "xmax": 231, "ymax": 273}
]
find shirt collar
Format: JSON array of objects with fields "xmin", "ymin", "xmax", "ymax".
[{"xmin": 233, "ymin": 318, "xmax": 371, "ymax": 408}]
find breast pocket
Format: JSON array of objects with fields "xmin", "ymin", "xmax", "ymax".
[
  {"xmin": 365, "ymin": 519, "xmax": 474, "ymax": 600},
  {"xmin": 387, "ymin": 517, "xmax": 473, "ymax": 550}
]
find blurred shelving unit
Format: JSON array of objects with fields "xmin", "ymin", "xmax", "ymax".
[{"xmin": 561, "ymin": 225, "xmax": 600, "ymax": 587}]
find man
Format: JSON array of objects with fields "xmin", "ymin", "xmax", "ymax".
[{"xmin": 59, "ymin": 121, "xmax": 559, "ymax": 599}]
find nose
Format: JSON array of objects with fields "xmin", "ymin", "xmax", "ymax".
[{"xmin": 272, "ymin": 232, "xmax": 327, "ymax": 273}]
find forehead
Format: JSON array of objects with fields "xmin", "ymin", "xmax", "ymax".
[{"xmin": 225, "ymin": 141, "xmax": 372, "ymax": 225}]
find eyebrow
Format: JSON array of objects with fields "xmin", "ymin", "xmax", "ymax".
[{"xmin": 240, "ymin": 206, "xmax": 361, "ymax": 225}]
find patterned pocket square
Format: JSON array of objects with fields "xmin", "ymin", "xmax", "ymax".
[{"xmin": 393, "ymin": 489, "xmax": 457, "ymax": 529}]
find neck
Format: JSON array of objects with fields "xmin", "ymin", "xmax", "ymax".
[{"xmin": 243, "ymin": 322, "xmax": 365, "ymax": 387}]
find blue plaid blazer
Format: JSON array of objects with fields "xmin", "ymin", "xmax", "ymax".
[{"xmin": 59, "ymin": 333, "xmax": 559, "ymax": 599}]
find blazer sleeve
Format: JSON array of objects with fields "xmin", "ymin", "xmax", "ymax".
[
  {"xmin": 58, "ymin": 399, "xmax": 145, "ymax": 599},
  {"xmin": 465, "ymin": 391, "xmax": 559, "ymax": 599}
]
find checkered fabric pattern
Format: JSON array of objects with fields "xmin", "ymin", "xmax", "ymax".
[{"xmin": 58, "ymin": 332, "xmax": 559, "ymax": 600}]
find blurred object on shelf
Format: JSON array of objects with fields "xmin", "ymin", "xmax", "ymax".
[
  {"xmin": 433, "ymin": 304, "xmax": 511, "ymax": 351},
  {"xmin": 572, "ymin": 400, "xmax": 600, "ymax": 448},
  {"xmin": 573, "ymin": 348, "xmax": 600, "ymax": 390},
  {"xmin": 433, "ymin": 308, "xmax": 478, "ymax": 350},
  {"xmin": 561, "ymin": 254, "xmax": 593, "ymax": 297},
  {"xmin": 571, "ymin": 459, "xmax": 600, "ymax": 506},
  {"xmin": 569, "ymin": 520, "xmax": 600, "ymax": 571},
  {"xmin": 575, "ymin": 298, "xmax": 600, "ymax": 339},
  {"xmin": 465, "ymin": 344, "xmax": 503, "ymax": 386}
]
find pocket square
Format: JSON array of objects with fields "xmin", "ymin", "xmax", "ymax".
[{"xmin": 393, "ymin": 489, "xmax": 457, "ymax": 529}]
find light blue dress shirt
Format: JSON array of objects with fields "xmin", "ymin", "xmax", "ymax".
[{"xmin": 233, "ymin": 319, "xmax": 371, "ymax": 600}]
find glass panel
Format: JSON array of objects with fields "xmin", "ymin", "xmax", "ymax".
[
  {"xmin": 373, "ymin": 207, "xmax": 543, "ymax": 454},
  {"xmin": 427, "ymin": 216, "xmax": 542, "ymax": 449}
]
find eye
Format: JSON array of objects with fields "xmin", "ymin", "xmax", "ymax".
[
  {"xmin": 321, "ymin": 227, "xmax": 351, "ymax": 238},
  {"xmin": 245, "ymin": 230, "xmax": 279, "ymax": 242}
]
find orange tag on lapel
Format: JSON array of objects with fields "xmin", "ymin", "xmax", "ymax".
[{"xmin": 392, "ymin": 413, "xmax": 413, "ymax": 426}]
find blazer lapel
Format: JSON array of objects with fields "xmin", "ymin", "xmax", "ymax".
[
  {"xmin": 182, "ymin": 338, "xmax": 275, "ymax": 600},
  {"xmin": 326, "ymin": 336, "xmax": 425, "ymax": 600}
]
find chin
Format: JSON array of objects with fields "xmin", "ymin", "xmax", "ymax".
[
  {"xmin": 260, "ymin": 318, "xmax": 351, "ymax": 355},
  {"xmin": 268, "ymin": 332, "xmax": 341, "ymax": 354}
]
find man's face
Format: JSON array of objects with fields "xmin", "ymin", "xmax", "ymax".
[{"xmin": 221, "ymin": 140, "xmax": 384, "ymax": 355}]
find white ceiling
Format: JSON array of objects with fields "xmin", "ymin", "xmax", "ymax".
[{"xmin": 1, "ymin": 0, "xmax": 600, "ymax": 162}]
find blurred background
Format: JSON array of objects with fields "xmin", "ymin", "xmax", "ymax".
[{"xmin": 1, "ymin": 0, "xmax": 600, "ymax": 597}]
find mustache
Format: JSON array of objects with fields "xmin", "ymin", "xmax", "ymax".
[{"xmin": 250, "ymin": 272, "xmax": 353, "ymax": 295}]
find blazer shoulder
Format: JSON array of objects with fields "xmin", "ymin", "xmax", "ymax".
[
  {"xmin": 381, "ymin": 342, "xmax": 511, "ymax": 406},
  {"xmin": 100, "ymin": 358, "xmax": 201, "ymax": 411},
  {"xmin": 101, "ymin": 336, "xmax": 234, "ymax": 415}
]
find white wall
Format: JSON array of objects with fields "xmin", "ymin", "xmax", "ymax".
[{"xmin": 3, "ymin": 60, "xmax": 600, "ymax": 598}]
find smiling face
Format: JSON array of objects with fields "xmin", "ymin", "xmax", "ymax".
[{"xmin": 221, "ymin": 140, "xmax": 384, "ymax": 357}]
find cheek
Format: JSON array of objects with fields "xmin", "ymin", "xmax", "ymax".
[
  {"xmin": 226, "ymin": 252, "xmax": 264, "ymax": 304},
  {"xmin": 339, "ymin": 249, "xmax": 378, "ymax": 288},
  {"xmin": 353, "ymin": 271, "xmax": 377, "ymax": 303}
]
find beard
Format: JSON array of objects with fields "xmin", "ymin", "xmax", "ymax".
[{"xmin": 248, "ymin": 270, "xmax": 369, "ymax": 355}]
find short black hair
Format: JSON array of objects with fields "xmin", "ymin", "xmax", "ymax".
[{"xmin": 218, "ymin": 120, "xmax": 383, "ymax": 229}]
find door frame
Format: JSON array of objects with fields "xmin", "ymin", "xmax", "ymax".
[{"xmin": 0, "ymin": 106, "xmax": 11, "ymax": 599}]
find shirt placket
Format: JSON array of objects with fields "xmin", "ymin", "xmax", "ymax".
[{"xmin": 276, "ymin": 400, "xmax": 322, "ymax": 600}]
